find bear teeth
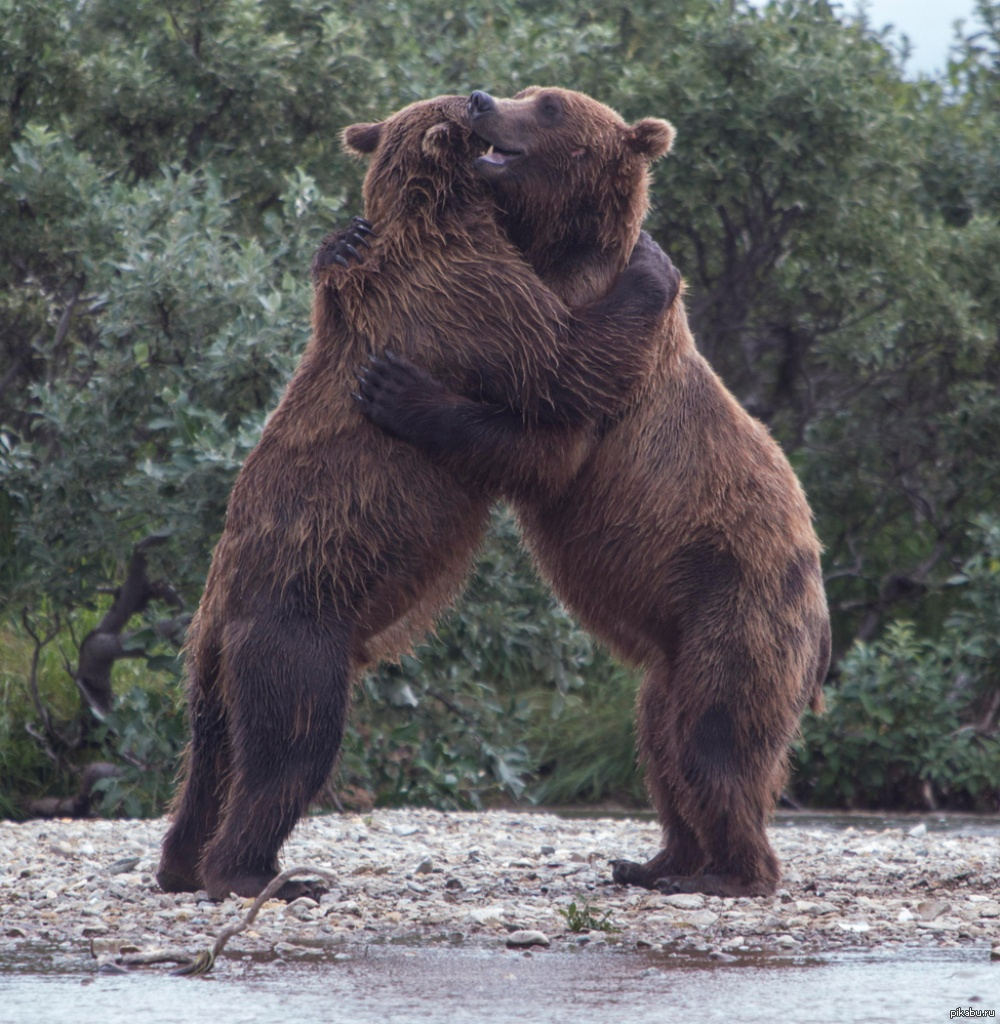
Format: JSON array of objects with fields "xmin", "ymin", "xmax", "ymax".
[{"xmin": 480, "ymin": 144, "xmax": 519, "ymax": 167}]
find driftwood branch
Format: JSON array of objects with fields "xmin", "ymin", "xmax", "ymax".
[{"xmin": 169, "ymin": 867, "xmax": 340, "ymax": 977}]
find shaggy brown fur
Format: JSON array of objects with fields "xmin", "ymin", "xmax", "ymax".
[
  {"xmin": 155, "ymin": 94, "xmax": 678, "ymax": 901},
  {"xmin": 358, "ymin": 87, "xmax": 832, "ymax": 898}
]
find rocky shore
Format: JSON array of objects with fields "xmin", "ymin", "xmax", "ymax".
[{"xmin": 2, "ymin": 810, "xmax": 999, "ymax": 971}]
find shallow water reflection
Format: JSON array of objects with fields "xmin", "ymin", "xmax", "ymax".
[{"xmin": 2, "ymin": 943, "xmax": 996, "ymax": 1024}]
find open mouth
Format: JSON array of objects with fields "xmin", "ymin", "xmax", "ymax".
[{"xmin": 479, "ymin": 143, "xmax": 523, "ymax": 166}]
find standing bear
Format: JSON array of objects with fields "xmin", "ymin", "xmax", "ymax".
[
  {"xmin": 357, "ymin": 87, "xmax": 832, "ymax": 898},
  {"xmin": 156, "ymin": 93, "xmax": 679, "ymax": 901}
]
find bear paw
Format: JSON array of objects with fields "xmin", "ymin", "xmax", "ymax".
[
  {"xmin": 653, "ymin": 873, "xmax": 776, "ymax": 899},
  {"xmin": 354, "ymin": 351, "xmax": 445, "ymax": 439},
  {"xmin": 312, "ymin": 216, "xmax": 376, "ymax": 281}
]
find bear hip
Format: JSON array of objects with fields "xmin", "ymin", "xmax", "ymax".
[{"xmin": 207, "ymin": 431, "xmax": 490, "ymax": 635}]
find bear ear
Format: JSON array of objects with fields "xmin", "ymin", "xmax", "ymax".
[
  {"xmin": 422, "ymin": 122, "xmax": 458, "ymax": 161},
  {"xmin": 627, "ymin": 118, "xmax": 675, "ymax": 159},
  {"xmin": 342, "ymin": 122, "xmax": 383, "ymax": 155}
]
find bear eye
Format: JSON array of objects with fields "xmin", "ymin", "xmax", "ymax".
[{"xmin": 538, "ymin": 95, "xmax": 562, "ymax": 119}]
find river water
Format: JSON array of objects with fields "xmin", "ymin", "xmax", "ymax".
[{"xmin": 1, "ymin": 942, "xmax": 996, "ymax": 1024}]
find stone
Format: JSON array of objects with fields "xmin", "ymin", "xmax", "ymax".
[
  {"xmin": 467, "ymin": 906, "xmax": 506, "ymax": 925},
  {"xmin": 273, "ymin": 942, "xmax": 323, "ymax": 959},
  {"xmin": 505, "ymin": 930, "xmax": 550, "ymax": 949},
  {"xmin": 107, "ymin": 857, "xmax": 142, "ymax": 875},
  {"xmin": 916, "ymin": 900, "xmax": 951, "ymax": 922},
  {"xmin": 658, "ymin": 893, "xmax": 705, "ymax": 910}
]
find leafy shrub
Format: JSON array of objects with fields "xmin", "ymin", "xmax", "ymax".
[
  {"xmin": 793, "ymin": 617, "xmax": 1000, "ymax": 812},
  {"xmin": 336, "ymin": 508, "xmax": 599, "ymax": 809},
  {"xmin": 525, "ymin": 661, "xmax": 645, "ymax": 807},
  {"xmin": 86, "ymin": 684, "xmax": 188, "ymax": 818},
  {"xmin": 0, "ymin": 606, "xmax": 185, "ymax": 819}
]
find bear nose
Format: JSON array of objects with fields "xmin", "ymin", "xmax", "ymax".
[{"xmin": 468, "ymin": 90, "xmax": 496, "ymax": 118}]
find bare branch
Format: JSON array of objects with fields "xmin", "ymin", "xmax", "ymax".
[
  {"xmin": 75, "ymin": 534, "xmax": 179, "ymax": 715},
  {"xmin": 20, "ymin": 609, "xmax": 61, "ymax": 744}
]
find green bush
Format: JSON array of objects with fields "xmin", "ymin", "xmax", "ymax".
[
  {"xmin": 337, "ymin": 508, "xmax": 599, "ymax": 809},
  {"xmin": 793, "ymin": 523, "xmax": 1000, "ymax": 810},
  {"xmin": 86, "ymin": 684, "xmax": 189, "ymax": 818},
  {"xmin": 0, "ymin": 606, "xmax": 185, "ymax": 819},
  {"xmin": 2, "ymin": 0, "xmax": 1000, "ymax": 818},
  {"xmin": 525, "ymin": 661, "xmax": 644, "ymax": 807}
]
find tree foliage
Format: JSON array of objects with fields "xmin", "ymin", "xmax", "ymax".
[{"xmin": 1, "ymin": 0, "xmax": 998, "ymax": 814}]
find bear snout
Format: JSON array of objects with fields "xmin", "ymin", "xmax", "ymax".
[{"xmin": 468, "ymin": 90, "xmax": 496, "ymax": 118}]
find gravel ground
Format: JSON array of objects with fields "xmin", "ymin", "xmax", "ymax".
[{"xmin": 2, "ymin": 810, "xmax": 999, "ymax": 970}]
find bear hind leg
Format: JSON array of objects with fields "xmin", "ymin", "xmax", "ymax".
[
  {"xmin": 659, "ymin": 698, "xmax": 786, "ymax": 898},
  {"xmin": 612, "ymin": 665, "xmax": 707, "ymax": 889},
  {"xmin": 157, "ymin": 633, "xmax": 230, "ymax": 894},
  {"xmin": 614, "ymin": 659, "xmax": 788, "ymax": 898},
  {"xmin": 197, "ymin": 610, "xmax": 354, "ymax": 901}
]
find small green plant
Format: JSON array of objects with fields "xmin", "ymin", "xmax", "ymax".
[{"xmin": 558, "ymin": 900, "xmax": 619, "ymax": 934}]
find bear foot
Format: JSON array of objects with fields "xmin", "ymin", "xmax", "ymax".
[
  {"xmin": 611, "ymin": 859, "xmax": 776, "ymax": 898},
  {"xmin": 653, "ymin": 873, "xmax": 777, "ymax": 899},
  {"xmin": 202, "ymin": 869, "xmax": 330, "ymax": 903},
  {"xmin": 610, "ymin": 854, "xmax": 704, "ymax": 889},
  {"xmin": 610, "ymin": 858, "xmax": 661, "ymax": 889},
  {"xmin": 155, "ymin": 862, "xmax": 202, "ymax": 894}
]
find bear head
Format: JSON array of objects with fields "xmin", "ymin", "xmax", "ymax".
[
  {"xmin": 467, "ymin": 86, "xmax": 674, "ymax": 265},
  {"xmin": 343, "ymin": 95, "xmax": 491, "ymax": 226}
]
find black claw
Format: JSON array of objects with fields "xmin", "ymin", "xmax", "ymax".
[
  {"xmin": 351, "ymin": 233, "xmax": 371, "ymax": 248},
  {"xmin": 332, "ymin": 254, "xmax": 349, "ymax": 268},
  {"xmin": 341, "ymin": 244, "xmax": 361, "ymax": 261},
  {"xmin": 351, "ymin": 217, "xmax": 375, "ymax": 235}
]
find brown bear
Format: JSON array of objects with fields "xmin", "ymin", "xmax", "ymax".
[
  {"xmin": 356, "ymin": 87, "xmax": 832, "ymax": 898},
  {"xmin": 155, "ymin": 93, "xmax": 679, "ymax": 901}
]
